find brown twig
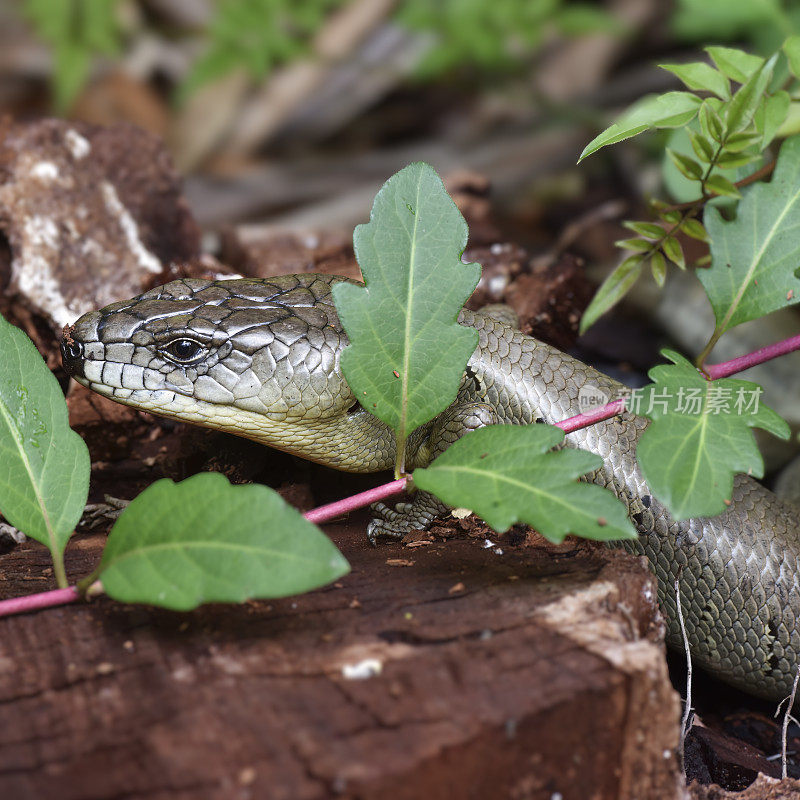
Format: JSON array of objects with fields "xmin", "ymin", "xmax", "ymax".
[{"xmin": 663, "ymin": 160, "xmax": 776, "ymax": 213}]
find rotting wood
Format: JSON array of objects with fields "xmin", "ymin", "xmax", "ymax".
[{"xmin": 0, "ymin": 519, "xmax": 684, "ymax": 800}]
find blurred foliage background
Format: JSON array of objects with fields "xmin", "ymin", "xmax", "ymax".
[{"xmin": 2, "ymin": 0, "xmax": 798, "ymax": 235}]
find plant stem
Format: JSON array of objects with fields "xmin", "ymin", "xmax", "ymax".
[
  {"xmin": 0, "ymin": 586, "xmax": 79, "ymax": 618},
  {"xmin": 663, "ymin": 160, "xmax": 776, "ymax": 213},
  {"xmin": 52, "ymin": 551, "xmax": 68, "ymax": 590},
  {"xmin": 304, "ymin": 478, "xmax": 408, "ymax": 525},
  {"xmin": 705, "ymin": 332, "xmax": 800, "ymax": 379},
  {"xmin": 695, "ymin": 326, "xmax": 724, "ymax": 371},
  {"xmin": 394, "ymin": 432, "xmax": 407, "ymax": 481}
]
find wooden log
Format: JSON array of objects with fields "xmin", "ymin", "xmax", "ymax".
[{"xmin": 0, "ymin": 519, "xmax": 684, "ymax": 799}]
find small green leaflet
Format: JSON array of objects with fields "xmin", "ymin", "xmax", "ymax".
[
  {"xmin": 578, "ymin": 92, "xmax": 702, "ymax": 161},
  {"xmin": 413, "ymin": 425, "xmax": 635, "ymax": 543},
  {"xmin": 699, "ymin": 135, "xmax": 800, "ymax": 335},
  {"xmin": 784, "ymin": 35, "xmax": 800, "ymax": 80},
  {"xmin": 634, "ymin": 351, "xmax": 789, "ymax": 520},
  {"xmin": 705, "ymin": 46, "xmax": 764, "ymax": 84},
  {"xmin": 96, "ymin": 472, "xmax": 349, "ymax": 610},
  {"xmin": 579, "ymin": 255, "xmax": 643, "ymax": 334},
  {"xmin": 659, "ymin": 61, "xmax": 730, "ymax": 99},
  {"xmin": 0, "ymin": 313, "xmax": 89, "ymax": 570},
  {"xmin": 333, "ymin": 163, "xmax": 481, "ymax": 466}
]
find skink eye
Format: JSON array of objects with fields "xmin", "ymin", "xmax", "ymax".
[{"xmin": 163, "ymin": 338, "xmax": 204, "ymax": 363}]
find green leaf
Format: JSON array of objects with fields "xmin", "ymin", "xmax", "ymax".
[
  {"xmin": 704, "ymin": 173, "xmax": 742, "ymax": 197},
  {"xmin": 699, "ymin": 135, "xmax": 800, "ymax": 333},
  {"xmin": 660, "ymin": 61, "xmax": 730, "ymax": 98},
  {"xmin": 705, "ymin": 46, "xmax": 764, "ymax": 83},
  {"xmin": 633, "ymin": 351, "xmax": 789, "ymax": 519},
  {"xmin": 96, "ymin": 473, "xmax": 349, "ymax": 610},
  {"xmin": 0, "ymin": 313, "xmax": 89, "ymax": 578},
  {"xmin": 578, "ymin": 92, "xmax": 702, "ymax": 161},
  {"xmin": 662, "ymin": 236, "xmax": 685, "ymax": 269},
  {"xmin": 667, "ymin": 148, "xmax": 704, "ymax": 180},
  {"xmin": 723, "ymin": 130, "xmax": 763, "ymax": 152},
  {"xmin": 724, "ymin": 54, "xmax": 776, "ymax": 134},
  {"xmin": 413, "ymin": 425, "xmax": 635, "ymax": 543},
  {"xmin": 783, "ymin": 35, "xmax": 800, "ymax": 79},
  {"xmin": 688, "ymin": 130, "xmax": 716, "ymax": 162},
  {"xmin": 615, "ymin": 237, "xmax": 652, "ymax": 253},
  {"xmin": 623, "ymin": 220, "xmax": 666, "ymax": 239},
  {"xmin": 754, "ymin": 89, "xmax": 790, "ymax": 146},
  {"xmin": 680, "ymin": 218, "xmax": 709, "ymax": 241},
  {"xmin": 716, "ymin": 150, "xmax": 759, "ymax": 169},
  {"xmin": 699, "ymin": 99, "xmax": 725, "ymax": 143},
  {"xmin": 651, "ymin": 251, "xmax": 667, "ymax": 287},
  {"xmin": 333, "ymin": 163, "xmax": 481, "ymax": 466},
  {"xmin": 579, "ymin": 255, "xmax": 644, "ymax": 333}
]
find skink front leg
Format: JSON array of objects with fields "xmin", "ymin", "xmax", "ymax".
[{"xmin": 367, "ymin": 401, "xmax": 499, "ymax": 544}]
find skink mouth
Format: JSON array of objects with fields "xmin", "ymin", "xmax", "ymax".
[{"xmin": 60, "ymin": 325, "xmax": 86, "ymax": 378}]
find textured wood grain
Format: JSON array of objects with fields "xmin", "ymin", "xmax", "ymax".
[{"xmin": 0, "ymin": 521, "xmax": 683, "ymax": 800}]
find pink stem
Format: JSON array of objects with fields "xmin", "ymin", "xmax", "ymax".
[
  {"xmin": 556, "ymin": 398, "xmax": 625, "ymax": 434},
  {"xmin": 704, "ymin": 333, "xmax": 800, "ymax": 380},
  {"xmin": 0, "ymin": 586, "xmax": 79, "ymax": 618},
  {"xmin": 303, "ymin": 478, "xmax": 407, "ymax": 524}
]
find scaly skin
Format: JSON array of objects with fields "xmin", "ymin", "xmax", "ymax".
[{"xmin": 61, "ymin": 274, "xmax": 800, "ymax": 701}]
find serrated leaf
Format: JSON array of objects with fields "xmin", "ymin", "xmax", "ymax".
[
  {"xmin": 660, "ymin": 61, "xmax": 730, "ymax": 98},
  {"xmin": 662, "ymin": 236, "xmax": 685, "ymax": 269},
  {"xmin": 783, "ymin": 35, "xmax": 800, "ymax": 79},
  {"xmin": 633, "ymin": 350, "xmax": 789, "ymax": 519},
  {"xmin": 705, "ymin": 46, "xmax": 764, "ymax": 83},
  {"xmin": 413, "ymin": 425, "xmax": 635, "ymax": 543},
  {"xmin": 680, "ymin": 218, "xmax": 709, "ymax": 241},
  {"xmin": 579, "ymin": 255, "xmax": 644, "ymax": 333},
  {"xmin": 667, "ymin": 148, "xmax": 704, "ymax": 180},
  {"xmin": 724, "ymin": 54, "xmax": 776, "ymax": 134},
  {"xmin": 578, "ymin": 92, "xmax": 702, "ymax": 161},
  {"xmin": 699, "ymin": 135, "xmax": 800, "ymax": 333},
  {"xmin": 704, "ymin": 173, "xmax": 742, "ymax": 197},
  {"xmin": 96, "ymin": 473, "xmax": 349, "ymax": 610},
  {"xmin": 754, "ymin": 89, "xmax": 790, "ymax": 146},
  {"xmin": 623, "ymin": 220, "xmax": 666, "ymax": 239},
  {"xmin": 0, "ymin": 313, "xmax": 89, "ymax": 573},
  {"xmin": 651, "ymin": 251, "xmax": 667, "ymax": 286},
  {"xmin": 333, "ymin": 163, "xmax": 481, "ymax": 464}
]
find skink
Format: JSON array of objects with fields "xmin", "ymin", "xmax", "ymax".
[{"xmin": 61, "ymin": 274, "xmax": 800, "ymax": 701}]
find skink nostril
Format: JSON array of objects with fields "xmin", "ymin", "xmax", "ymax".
[
  {"xmin": 60, "ymin": 337, "xmax": 84, "ymax": 370},
  {"xmin": 65, "ymin": 341, "xmax": 83, "ymax": 360}
]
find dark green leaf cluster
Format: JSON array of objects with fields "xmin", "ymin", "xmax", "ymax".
[
  {"xmin": 579, "ymin": 42, "xmax": 800, "ymax": 332},
  {"xmin": 396, "ymin": 0, "xmax": 622, "ymax": 78},
  {"xmin": 179, "ymin": 0, "xmax": 345, "ymax": 101},
  {"xmin": 23, "ymin": 0, "xmax": 121, "ymax": 111}
]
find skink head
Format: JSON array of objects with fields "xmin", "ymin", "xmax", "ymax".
[{"xmin": 61, "ymin": 274, "xmax": 369, "ymax": 455}]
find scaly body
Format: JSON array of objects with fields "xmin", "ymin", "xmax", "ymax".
[{"xmin": 61, "ymin": 274, "xmax": 800, "ymax": 700}]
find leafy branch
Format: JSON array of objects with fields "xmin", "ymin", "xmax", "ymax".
[{"xmin": 578, "ymin": 43, "xmax": 800, "ymax": 333}]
